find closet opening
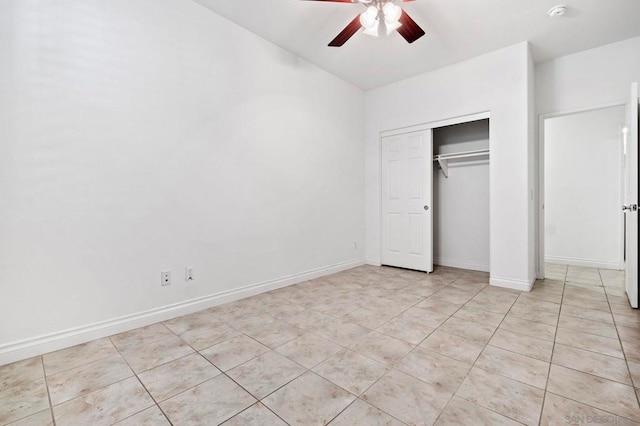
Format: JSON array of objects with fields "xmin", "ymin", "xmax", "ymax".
[
  {"xmin": 379, "ymin": 112, "xmax": 490, "ymax": 274},
  {"xmin": 432, "ymin": 118, "xmax": 490, "ymax": 273}
]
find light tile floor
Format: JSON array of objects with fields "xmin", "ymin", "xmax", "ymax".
[{"xmin": 2, "ymin": 264, "xmax": 639, "ymax": 425}]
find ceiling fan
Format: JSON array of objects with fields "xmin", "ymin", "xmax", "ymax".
[{"xmin": 304, "ymin": 0, "xmax": 426, "ymax": 47}]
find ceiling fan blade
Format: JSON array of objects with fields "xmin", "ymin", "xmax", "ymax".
[
  {"xmin": 328, "ymin": 15, "xmax": 362, "ymax": 47},
  {"xmin": 397, "ymin": 10, "xmax": 425, "ymax": 43}
]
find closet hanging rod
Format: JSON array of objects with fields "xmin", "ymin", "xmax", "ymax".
[
  {"xmin": 433, "ymin": 149, "xmax": 489, "ymax": 178},
  {"xmin": 432, "ymin": 149, "xmax": 490, "ymax": 161}
]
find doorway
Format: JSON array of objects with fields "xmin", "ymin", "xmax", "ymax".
[{"xmin": 539, "ymin": 104, "xmax": 627, "ymax": 290}]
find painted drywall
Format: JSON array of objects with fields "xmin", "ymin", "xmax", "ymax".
[
  {"xmin": 0, "ymin": 0, "xmax": 364, "ymax": 362},
  {"xmin": 536, "ymin": 36, "xmax": 640, "ymax": 115},
  {"xmin": 433, "ymin": 121, "xmax": 490, "ymax": 272},
  {"xmin": 365, "ymin": 42, "xmax": 535, "ymax": 290},
  {"xmin": 527, "ymin": 48, "xmax": 536, "ymax": 281},
  {"xmin": 544, "ymin": 106, "xmax": 625, "ymax": 269}
]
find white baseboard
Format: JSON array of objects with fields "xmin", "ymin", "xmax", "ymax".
[
  {"xmin": 0, "ymin": 258, "xmax": 365, "ymax": 367},
  {"xmin": 434, "ymin": 257, "xmax": 490, "ymax": 273},
  {"xmin": 366, "ymin": 258, "xmax": 382, "ymax": 266},
  {"xmin": 490, "ymin": 275, "xmax": 535, "ymax": 292},
  {"xmin": 545, "ymin": 256, "xmax": 623, "ymax": 270}
]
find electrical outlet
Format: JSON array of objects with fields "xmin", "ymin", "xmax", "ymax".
[
  {"xmin": 185, "ymin": 266, "xmax": 194, "ymax": 282},
  {"xmin": 161, "ymin": 270, "xmax": 171, "ymax": 286},
  {"xmin": 353, "ymin": 241, "xmax": 357, "ymax": 250}
]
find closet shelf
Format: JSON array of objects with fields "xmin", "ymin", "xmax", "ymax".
[{"xmin": 433, "ymin": 149, "xmax": 490, "ymax": 178}]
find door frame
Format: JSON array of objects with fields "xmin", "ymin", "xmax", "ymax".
[
  {"xmin": 624, "ymin": 82, "xmax": 639, "ymax": 308},
  {"xmin": 378, "ymin": 111, "xmax": 491, "ymax": 267},
  {"xmin": 537, "ymin": 101, "xmax": 626, "ymax": 279}
]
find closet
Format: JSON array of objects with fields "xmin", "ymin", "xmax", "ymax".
[
  {"xmin": 432, "ymin": 119, "xmax": 490, "ymax": 272},
  {"xmin": 379, "ymin": 115, "xmax": 490, "ymax": 273}
]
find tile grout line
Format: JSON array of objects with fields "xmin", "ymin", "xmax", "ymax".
[
  {"xmin": 369, "ymin": 273, "xmax": 484, "ymax": 357},
  {"xmin": 20, "ymin": 265, "xmax": 633, "ymax": 425},
  {"xmin": 157, "ymin": 318, "xmax": 307, "ymax": 424},
  {"xmin": 420, "ymin": 278, "xmax": 527, "ymax": 425},
  {"xmin": 275, "ymin": 273, "xmax": 462, "ymax": 372},
  {"xmin": 115, "ymin": 317, "xmax": 242, "ymax": 424},
  {"xmin": 313, "ymin": 273, "xmax": 474, "ymax": 424},
  {"xmin": 0, "ymin": 269, "xmax": 469, "ymax": 424},
  {"xmin": 537, "ymin": 278, "xmax": 566, "ymax": 426},
  {"xmin": 327, "ymin": 395, "xmax": 410, "ymax": 426},
  {"xmin": 600, "ymin": 267, "xmax": 640, "ymax": 410},
  {"xmin": 46, "ymin": 374, "xmax": 154, "ymax": 425},
  {"xmin": 332, "ymin": 274, "xmax": 463, "ymax": 424},
  {"xmin": 431, "ymin": 347, "xmax": 496, "ymax": 422},
  {"xmin": 106, "ymin": 336, "xmax": 175, "ymax": 426},
  {"xmin": 129, "ymin": 322, "xmax": 300, "ymax": 425},
  {"xmin": 39, "ymin": 342, "xmax": 117, "ymax": 378},
  {"xmin": 551, "ymin": 338, "xmax": 625, "ymax": 361},
  {"xmin": 406, "ymin": 278, "xmax": 494, "ymax": 350},
  {"xmin": 543, "ymin": 389, "xmax": 640, "ymax": 425},
  {"xmin": 323, "ymin": 274, "xmax": 457, "ymax": 402},
  {"xmin": 219, "ymin": 367, "xmax": 294, "ymax": 426},
  {"xmin": 98, "ymin": 323, "xmax": 216, "ymax": 422},
  {"xmin": 210, "ymin": 338, "xmax": 310, "ymax": 424},
  {"xmin": 556, "ymin": 266, "xmax": 637, "ymax": 423},
  {"xmin": 42, "ymin": 355, "xmax": 57, "ymax": 426},
  {"xmin": 323, "ymin": 399, "xmax": 361, "ymax": 426},
  {"xmin": 543, "ymin": 266, "xmax": 640, "ymax": 424},
  {"xmin": 213, "ymin": 280, "xmax": 416, "ymax": 408},
  {"xmin": 443, "ymin": 285, "xmax": 540, "ymax": 426},
  {"xmin": 553, "ymin": 277, "xmax": 634, "ymax": 366},
  {"xmin": 307, "ymin": 272, "xmax": 444, "ymax": 415}
]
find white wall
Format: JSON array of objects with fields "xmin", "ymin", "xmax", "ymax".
[
  {"xmin": 535, "ymin": 36, "xmax": 640, "ymax": 276},
  {"xmin": 544, "ymin": 107, "xmax": 625, "ymax": 269},
  {"xmin": 0, "ymin": 0, "xmax": 364, "ymax": 364},
  {"xmin": 433, "ymin": 121, "xmax": 490, "ymax": 272},
  {"xmin": 527, "ymin": 48, "xmax": 536, "ymax": 281},
  {"xmin": 365, "ymin": 42, "xmax": 535, "ymax": 290},
  {"xmin": 536, "ymin": 36, "xmax": 640, "ymax": 115}
]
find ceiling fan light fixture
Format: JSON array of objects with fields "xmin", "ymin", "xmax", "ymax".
[
  {"xmin": 383, "ymin": 2, "xmax": 402, "ymax": 23},
  {"xmin": 385, "ymin": 20, "xmax": 402, "ymax": 35},
  {"xmin": 359, "ymin": 5, "xmax": 378, "ymax": 28},
  {"xmin": 363, "ymin": 20, "xmax": 380, "ymax": 37}
]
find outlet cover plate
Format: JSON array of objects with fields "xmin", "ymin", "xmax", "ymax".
[
  {"xmin": 161, "ymin": 270, "xmax": 171, "ymax": 286},
  {"xmin": 185, "ymin": 266, "xmax": 194, "ymax": 281}
]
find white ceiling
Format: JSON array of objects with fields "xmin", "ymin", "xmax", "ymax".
[{"xmin": 192, "ymin": 0, "xmax": 640, "ymax": 89}]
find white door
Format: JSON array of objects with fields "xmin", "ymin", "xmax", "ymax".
[
  {"xmin": 381, "ymin": 130, "xmax": 433, "ymax": 272},
  {"xmin": 625, "ymin": 82, "xmax": 639, "ymax": 308}
]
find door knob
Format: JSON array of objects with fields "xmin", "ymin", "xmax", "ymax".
[
  {"xmin": 622, "ymin": 204, "xmax": 638, "ymax": 212},
  {"xmin": 424, "ymin": 205, "xmax": 429, "ymax": 211}
]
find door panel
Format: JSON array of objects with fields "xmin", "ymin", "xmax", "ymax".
[
  {"xmin": 381, "ymin": 130, "xmax": 433, "ymax": 272},
  {"xmin": 625, "ymin": 82, "xmax": 639, "ymax": 308},
  {"xmin": 408, "ymin": 213, "xmax": 424, "ymax": 255},
  {"xmin": 388, "ymin": 213, "xmax": 401, "ymax": 253}
]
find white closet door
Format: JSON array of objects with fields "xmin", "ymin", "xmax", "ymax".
[
  {"xmin": 625, "ymin": 82, "xmax": 638, "ymax": 308},
  {"xmin": 381, "ymin": 130, "xmax": 433, "ymax": 272}
]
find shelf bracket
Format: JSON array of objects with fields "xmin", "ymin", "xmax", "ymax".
[
  {"xmin": 437, "ymin": 157, "xmax": 449, "ymax": 178},
  {"xmin": 433, "ymin": 149, "xmax": 489, "ymax": 178}
]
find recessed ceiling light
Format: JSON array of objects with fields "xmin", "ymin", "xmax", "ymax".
[{"xmin": 548, "ymin": 5, "xmax": 567, "ymax": 18}]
